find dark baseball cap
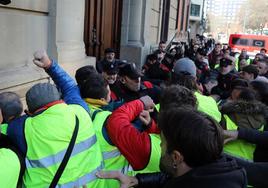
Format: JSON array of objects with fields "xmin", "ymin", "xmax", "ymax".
[
  {"xmin": 119, "ymin": 63, "xmax": 142, "ymax": 79},
  {"xmin": 75, "ymin": 65, "xmax": 98, "ymax": 85},
  {"xmin": 102, "ymin": 62, "xmax": 119, "ymax": 75},
  {"xmin": 220, "ymin": 58, "xmax": 233, "ymax": 67}
]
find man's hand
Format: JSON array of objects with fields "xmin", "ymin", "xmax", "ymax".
[
  {"xmin": 139, "ymin": 110, "xmax": 151, "ymax": 126},
  {"xmin": 33, "ymin": 50, "xmax": 52, "ymax": 69},
  {"xmin": 96, "ymin": 171, "xmax": 138, "ymax": 188},
  {"xmin": 223, "ymin": 130, "xmax": 238, "ymax": 144},
  {"xmin": 139, "ymin": 95, "xmax": 155, "ymax": 112},
  {"xmin": 204, "ymin": 80, "xmax": 218, "ymax": 94}
]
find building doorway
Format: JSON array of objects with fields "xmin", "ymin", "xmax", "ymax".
[{"xmin": 84, "ymin": 0, "xmax": 123, "ymax": 60}]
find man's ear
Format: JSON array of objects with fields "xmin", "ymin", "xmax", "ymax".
[
  {"xmin": 100, "ymin": 98, "xmax": 106, "ymax": 102},
  {"xmin": 171, "ymin": 150, "xmax": 184, "ymax": 164}
]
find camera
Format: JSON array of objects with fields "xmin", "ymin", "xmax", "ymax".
[{"xmin": 0, "ymin": 0, "xmax": 11, "ymax": 5}]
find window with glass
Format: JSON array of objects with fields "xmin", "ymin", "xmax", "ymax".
[{"xmin": 190, "ymin": 4, "xmax": 200, "ymax": 17}]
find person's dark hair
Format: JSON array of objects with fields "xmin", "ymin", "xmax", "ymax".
[
  {"xmin": 75, "ymin": 65, "xmax": 98, "ymax": 86},
  {"xmin": 250, "ymin": 81, "xmax": 268, "ymax": 106},
  {"xmin": 215, "ymin": 43, "xmax": 222, "ymax": 47},
  {"xmin": 158, "ymin": 107, "xmax": 223, "ymax": 168},
  {"xmin": 159, "ymin": 40, "xmax": 166, "ymax": 45},
  {"xmin": 230, "ymin": 78, "xmax": 249, "ymax": 91},
  {"xmin": 161, "ymin": 53, "xmax": 176, "ymax": 71},
  {"xmin": 79, "ymin": 74, "xmax": 108, "ymax": 99},
  {"xmin": 255, "ymin": 53, "xmax": 265, "ymax": 59},
  {"xmin": 104, "ymin": 48, "xmax": 116, "ymax": 54},
  {"xmin": 0, "ymin": 92, "xmax": 23, "ymax": 122},
  {"xmin": 242, "ymin": 65, "xmax": 259, "ymax": 79},
  {"xmin": 147, "ymin": 54, "xmax": 158, "ymax": 61},
  {"xmin": 260, "ymin": 48, "xmax": 267, "ymax": 53},
  {"xmin": 237, "ymin": 88, "xmax": 256, "ymax": 101},
  {"xmin": 170, "ymin": 72, "xmax": 198, "ymax": 91},
  {"xmin": 160, "ymin": 85, "xmax": 197, "ymax": 111},
  {"xmin": 222, "ymin": 47, "xmax": 231, "ymax": 54}
]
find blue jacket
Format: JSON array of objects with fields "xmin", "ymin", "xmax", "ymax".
[{"xmin": 7, "ymin": 60, "xmax": 89, "ymax": 156}]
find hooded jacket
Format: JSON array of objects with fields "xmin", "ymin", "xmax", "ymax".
[
  {"xmin": 221, "ymin": 100, "xmax": 268, "ymax": 161},
  {"xmin": 136, "ymin": 156, "xmax": 247, "ymax": 188},
  {"xmin": 220, "ymin": 100, "xmax": 268, "ymax": 130}
]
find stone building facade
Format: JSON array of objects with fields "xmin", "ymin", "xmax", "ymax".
[{"xmin": 0, "ymin": 0, "xmax": 190, "ymax": 102}]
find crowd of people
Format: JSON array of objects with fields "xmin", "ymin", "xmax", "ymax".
[{"xmin": 0, "ymin": 34, "xmax": 268, "ymax": 187}]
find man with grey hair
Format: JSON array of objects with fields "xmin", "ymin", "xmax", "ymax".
[{"xmin": 3, "ymin": 51, "xmax": 105, "ymax": 187}]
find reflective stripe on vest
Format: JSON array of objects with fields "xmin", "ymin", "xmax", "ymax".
[
  {"xmin": 92, "ymin": 109, "xmax": 131, "ymax": 187},
  {"xmin": 93, "ymin": 109, "xmax": 161, "ymax": 176},
  {"xmin": 102, "ymin": 149, "xmax": 121, "ymax": 160},
  {"xmin": 223, "ymin": 115, "xmax": 264, "ymax": 160},
  {"xmin": 23, "ymin": 104, "xmax": 105, "ymax": 187},
  {"xmin": 92, "ymin": 110, "xmax": 129, "ymax": 168},
  {"xmin": 26, "ymin": 134, "xmax": 97, "ymax": 168},
  {"xmin": 56, "ymin": 164, "xmax": 102, "ymax": 188}
]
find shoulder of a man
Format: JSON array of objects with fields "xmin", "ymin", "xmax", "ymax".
[{"xmin": 7, "ymin": 115, "xmax": 28, "ymax": 155}]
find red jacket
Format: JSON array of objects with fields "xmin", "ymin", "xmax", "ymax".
[{"xmin": 107, "ymin": 99, "xmax": 160, "ymax": 170}]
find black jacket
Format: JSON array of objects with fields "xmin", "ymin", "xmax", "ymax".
[
  {"xmin": 136, "ymin": 156, "xmax": 247, "ymax": 188},
  {"xmin": 239, "ymin": 128, "xmax": 268, "ymax": 162},
  {"xmin": 235, "ymin": 156, "xmax": 268, "ymax": 188}
]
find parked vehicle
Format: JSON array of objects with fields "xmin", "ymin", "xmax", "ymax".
[{"xmin": 229, "ymin": 34, "xmax": 268, "ymax": 58}]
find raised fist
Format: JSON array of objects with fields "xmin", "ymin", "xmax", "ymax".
[{"xmin": 33, "ymin": 50, "xmax": 52, "ymax": 69}]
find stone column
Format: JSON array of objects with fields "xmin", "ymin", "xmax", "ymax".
[
  {"xmin": 120, "ymin": 0, "xmax": 150, "ymax": 68},
  {"xmin": 48, "ymin": 0, "xmax": 95, "ymax": 77}
]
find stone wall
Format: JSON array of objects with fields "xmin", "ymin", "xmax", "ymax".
[
  {"xmin": 0, "ymin": 0, "xmax": 95, "ymax": 105},
  {"xmin": 120, "ymin": 0, "xmax": 150, "ymax": 67},
  {"xmin": 0, "ymin": 0, "xmax": 49, "ymax": 102},
  {"xmin": 148, "ymin": 0, "xmax": 162, "ymax": 44},
  {"xmin": 168, "ymin": 0, "xmax": 178, "ymax": 40}
]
